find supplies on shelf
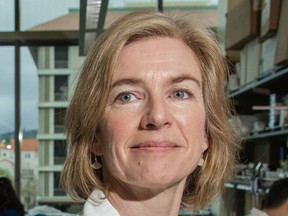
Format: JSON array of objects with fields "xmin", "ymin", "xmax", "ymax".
[
  {"xmin": 252, "ymin": 93, "xmax": 288, "ymax": 130},
  {"xmin": 236, "ymin": 114, "xmax": 267, "ymax": 136},
  {"xmin": 269, "ymin": 93, "xmax": 280, "ymax": 128}
]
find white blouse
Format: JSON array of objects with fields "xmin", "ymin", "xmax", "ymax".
[
  {"xmin": 248, "ymin": 207, "xmax": 268, "ymax": 216},
  {"xmin": 82, "ymin": 190, "xmax": 120, "ymax": 216}
]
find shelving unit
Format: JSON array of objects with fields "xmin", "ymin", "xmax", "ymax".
[
  {"xmin": 244, "ymin": 128, "xmax": 288, "ymax": 140},
  {"xmin": 229, "ymin": 65, "xmax": 288, "ymax": 114},
  {"xmin": 221, "ymin": 0, "xmax": 288, "ymax": 214},
  {"xmin": 229, "ymin": 65, "xmax": 288, "ymax": 166},
  {"xmin": 222, "ymin": 65, "xmax": 288, "ymax": 216},
  {"xmin": 229, "ymin": 65, "xmax": 288, "ymax": 99},
  {"xmin": 225, "ymin": 175, "xmax": 275, "ymax": 194}
]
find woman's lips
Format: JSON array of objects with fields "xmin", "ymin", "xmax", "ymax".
[{"xmin": 130, "ymin": 141, "xmax": 180, "ymax": 152}]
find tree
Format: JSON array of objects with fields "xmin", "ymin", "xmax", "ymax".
[{"xmin": 0, "ymin": 167, "xmax": 12, "ymax": 180}]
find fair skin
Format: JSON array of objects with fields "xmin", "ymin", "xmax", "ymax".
[
  {"xmin": 95, "ymin": 37, "xmax": 209, "ymax": 216},
  {"xmin": 264, "ymin": 201, "xmax": 288, "ymax": 216}
]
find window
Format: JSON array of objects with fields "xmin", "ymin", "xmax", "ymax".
[
  {"xmin": 54, "ymin": 140, "xmax": 66, "ymax": 165},
  {"xmin": 54, "ymin": 108, "xmax": 66, "ymax": 133},
  {"xmin": 22, "ymin": 169, "xmax": 33, "ymax": 177},
  {"xmin": 54, "ymin": 171, "xmax": 66, "ymax": 196},
  {"xmin": 54, "ymin": 47, "xmax": 68, "ymax": 68},
  {"xmin": 24, "ymin": 153, "xmax": 31, "ymax": 158},
  {"xmin": 54, "ymin": 75, "xmax": 68, "ymax": 101}
]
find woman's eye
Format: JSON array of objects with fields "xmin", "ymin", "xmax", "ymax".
[
  {"xmin": 172, "ymin": 90, "xmax": 191, "ymax": 99},
  {"xmin": 116, "ymin": 92, "xmax": 136, "ymax": 103}
]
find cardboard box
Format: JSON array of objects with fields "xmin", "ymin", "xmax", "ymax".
[
  {"xmin": 239, "ymin": 46, "xmax": 247, "ymax": 86},
  {"xmin": 225, "ymin": 0, "xmax": 261, "ymax": 50},
  {"xmin": 227, "ymin": 0, "xmax": 242, "ymax": 12},
  {"xmin": 246, "ymin": 38, "xmax": 261, "ymax": 83},
  {"xmin": 259, "ymin": 35, "xmax": 277, "ymax": 76},
  {"xmin": 225, "ymin": 50, "xmax": 240, "ymax": 63},
  {"xmin": 260, "ymin": 0, "xmax": 281, "ymax": 42},
  {"xmin": 239, "ymin": 38, "xmax": 261, "ymax": 85},
  {"xmin": 274, "ymin": 0, "xmax": 288, "ymax": 65}
]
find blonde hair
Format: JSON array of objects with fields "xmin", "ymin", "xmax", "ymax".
[{"xmin": 60, "ymin": 10, "xmax": 241, "ymax": 210}]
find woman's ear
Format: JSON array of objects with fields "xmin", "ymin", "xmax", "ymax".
[
  {"xmin": 91, "ymin": 133, "xmax": 103, "ymax": 156},
  {"xmin": 202, "ymin": 136, "xmax": 209, "ymax": 152}
]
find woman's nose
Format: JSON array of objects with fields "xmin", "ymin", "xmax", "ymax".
[{"xmin": 140, "ymin": 98, "xmax": 172, "ymax": 130}]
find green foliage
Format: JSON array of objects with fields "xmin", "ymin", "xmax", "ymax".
[
  {"xmin": 0, "ymin": 168, "xmax": 12, "ymax": 180},
  {"xmin": 0, "ymin": 129, "xmax": 38, "ymax": 140}
]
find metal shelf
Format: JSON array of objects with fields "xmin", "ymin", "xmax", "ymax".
[
  {"xmin": 229, "ymin": 65, "xmax": 288, "ymax": 98},
  {"xmin": 243, "ymin": 128, "xmax": 288, "ymax": 140},
  {"xmin": 225, "ymin": 175, "xmax": 278, "ymax": 194}
]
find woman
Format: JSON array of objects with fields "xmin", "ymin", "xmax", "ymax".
[
  {"xmin": 0, "ymin": 177, "xmax": 25, "ymax": 216},
  {"xmin": 249, "ymin": 178, "xmax": 288, "ymax": 216},
  {"xmin": 60, "ymin": 10, "xmax": 241, "ymax": 215}
]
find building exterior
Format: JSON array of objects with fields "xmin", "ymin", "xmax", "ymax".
[
  {"xmin": 14, "ymin": 139, "xmax": 39, "ymax": 209},
  {"xmin": 0, "ymin": 142, "xmax": 14, "ymax": 178},
  {"xmin": 34, "ymin": 44, "xmax": 85, "ymax": 205},
  {"xmin": 0, "ymin": 139, "xmax": 38, "ymax": 209}
]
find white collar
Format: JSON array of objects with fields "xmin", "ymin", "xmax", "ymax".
[
  {"xmin": 250, "ymin": 207, "xmax": 269, "ymax": 216},
  {"xmin": 82, "ymin": 190, "xmax": 120, "ymax": 216}
]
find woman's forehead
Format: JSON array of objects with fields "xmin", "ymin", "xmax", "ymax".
[{"xmin": 112, "ymin": 37, "xmax": 202, "ymax": 83}]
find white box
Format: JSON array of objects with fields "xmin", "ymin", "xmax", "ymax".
[
  {"xmin": 239, "ymin": 46, "xmax": 247, "ymax": 86},
  {"xmin": 245, "ymin": 38, "xmax": 261, "ymax": 83},
  {"xmin": 260, "ymin": 35, "xmax": 277, "ymax": 76}
]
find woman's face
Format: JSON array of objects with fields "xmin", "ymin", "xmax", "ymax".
[{"xmin": 95, "ymin": 37, "xmax": 208, "ymax": 194}]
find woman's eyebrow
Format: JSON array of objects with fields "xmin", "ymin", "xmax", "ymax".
[
  {"xmin": 169, "ymin": 75, "xmax": 201, "ymax": 87},
  {"xmin": 111, "ymin": 75, "xmax": 201, "ymax": 89},
  {"xmin": 111, "ymin": 78, "xmax": 141, "ymax": 89}
]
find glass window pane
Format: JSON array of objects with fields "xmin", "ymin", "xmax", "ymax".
[
  {"xmin": 20, "ymin": 47, "xmax": 39, "ymax": 209},
  {"xmin": 20, "ymin": 0, "xmax": 80, "ymax": 31},
  {"xmin": 54, "ymin": 171, "xmax": 66, "ymax": 196},
  {"xmin": 54, "ymin": 108, "xmax": 66, "ymax": 133},
  {"xmin": 54, "ymin": 75, "xmax": 68, "ymax": 101},
  {"xmin": 21, "ymin": 47, "xmax": 38, "ymax": 132},
  {"xmin": 108, "ymin": 0, "xmax": 156, "ymax": 9},
  {"xmin": 0, "ymin": 47, "xmax": 15, "ymax": 134},
  {"xmin": 54, "ymin": 140, "xmax": 66, "ymax": 165},
  {"xmin": 54, "ymin": 47, "xmax": 68, "ymax": 69},
  {"xmin": 0, "ymin": 47, "xmax": 15, "ymax": 180},
  {"xmin": 0, "ymin": 0, "xmax": 14, "ymax": 31}
]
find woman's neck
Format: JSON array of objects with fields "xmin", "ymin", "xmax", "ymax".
[{"xmin": 107, "ymin": 179, "xmax": 186, "ymax": 216}]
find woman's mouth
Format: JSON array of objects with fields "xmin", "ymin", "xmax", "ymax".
[{"xmin": 130, "ymin": 141, "xmax": 180, "ymax": 152}]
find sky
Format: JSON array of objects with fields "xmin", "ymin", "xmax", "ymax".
[
  {"xmin": 0, "ymin": 0, "xmax": 218, "ymax": 134},
  {"xmin": 0, "ymin": 47, "xmax": 39, "ymax": 134},
  {"xmin": 109, "ymin": 0, "xmax": 218, "ymax": 7}
]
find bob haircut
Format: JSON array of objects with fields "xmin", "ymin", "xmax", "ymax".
[{"xmin": 60, "ymin": 10, "xmax": 241, "ymax": 210}]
